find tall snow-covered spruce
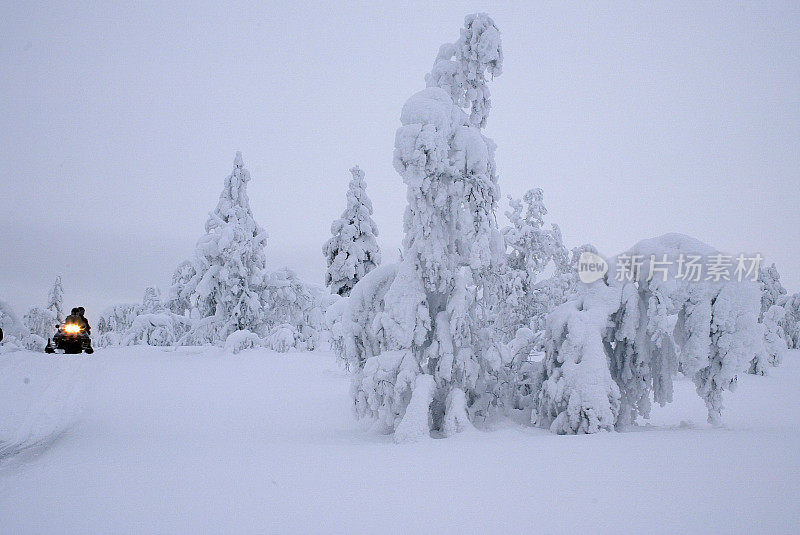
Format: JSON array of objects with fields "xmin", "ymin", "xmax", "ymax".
[
  {"xmin": 343, "ymin": 14, "xmax": 505, "ymax": 441},
  {"xmin": 323, "ymin": 166, "xmax": 381, "ymax": 297},
  {"xmin": 171, "ymin": 152, "xmax": 271, "ymax": 344}
]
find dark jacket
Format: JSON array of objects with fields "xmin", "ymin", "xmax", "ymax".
[{"xmin": 79, "ymin": 314, "xmax": 91, "ymax": 335}]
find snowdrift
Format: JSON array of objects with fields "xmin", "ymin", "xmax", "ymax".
[{"xmin": 0, "ymin": 351, "xmax": 87, "ymax": 461}]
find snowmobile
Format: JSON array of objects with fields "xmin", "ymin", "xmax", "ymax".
[{"xmin": 45, "ymin": 321, "xmax": 94, "ymax": 354}]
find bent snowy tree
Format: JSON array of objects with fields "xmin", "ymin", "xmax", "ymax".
[{"xmin": 534, "ymin": 233, "xmax": 763, "ymax": 433}]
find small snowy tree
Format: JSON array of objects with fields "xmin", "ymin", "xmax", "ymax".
[
  {"xmin": 96, "ymin": 303, "xmax": 137, "ymax": 347},
  {"xmin": 22, "ymin": 278, "xmax": 64, "ymax": 348},
  {"xmin": 224, "ymin": 329, "xmax": 262, "ymax": 354},
  {"xmin": 751, "ymin": 304, "xmax": 787, "ymax": 375},
  {"xmin": 141, "ymin": 287, "xmax": 162, "ymax": 314},
  {"xmin": 779, "ymin": 292, "xmax": 800, "ymax": 349},
  {"xmin": 350, "ymin": 13, "xmax": 505, "ymax": 440},
  {"xmin": 504, "ymin": 188, "xmax": 568, "ymax": 278},
  {"xmin": 121, "ymin": 313, "xmax": 192, "ymax": 347},
  {"xmin": 758, "ymin": 263, "xmax": 786, "ymax": 320},
  {"xmin": 691, "ymin": 280, "xmax": 761, "ymax": 425},
  {"xmin": 116, "ymin": 287, "xmax": 191, "ymax": 347},
  {"xmin": 747, "ymin": 264, "xmax": 788, "ymax": 373},
  {"xmin": 327, "ymin": 263, "xmax": 399, "ymax": 370},
  {"xmin": 262, "ymin": 268, "xmax": 319, "ymax": 351},
  {"xmin": 767, "ymin": 313, "xmax": 789, "ymax": 364},
  {"xmin": 22, "ymin": 306, "xmax": 55, "ymax": 347},
  {"xmin": 323, "ymin": 166, "xmax": 381, "ymax": 297},
  {"xmin": 174, "ymin": 152, "xmax": 271, "ymax": 344},
  {"xmin": 0, "ymin": 299, "xmax": 28, "ymax": 352},
  {"xmin": 168, "ymin": 261, "xmax": 196, "ymax": 316},
  {"xmin": 47, "ymin": 275, "xmax": 64, "ymax": 322},
  {"xmin": 495, "ymin": 188, "xmax": 570, "ymax": 340}
]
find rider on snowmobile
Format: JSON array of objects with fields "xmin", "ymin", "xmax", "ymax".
[
  {"xmin": 76, "ymin": 306, "xmax": 91, "ymax": 335},
  {"xmin": 64, "ymin": 307, "xmax": 82, "ymax": 327}
]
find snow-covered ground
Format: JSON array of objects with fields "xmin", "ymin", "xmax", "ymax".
[{"xmin": 1, "ymin": 347, "xmax": 799, "ymax": 534}]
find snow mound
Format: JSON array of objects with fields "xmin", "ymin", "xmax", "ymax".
[{"xmin": 224, "ymin": 330, "xmax": 263, "ymax": 354}]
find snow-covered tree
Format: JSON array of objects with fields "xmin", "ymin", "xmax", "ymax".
[
  {"xmin": 96, "ymin": 303, "xmax": 138, "ymax": 347},
  {"xmin": 173, "ymin": 152, "xmax": 271, "ymax": 344},
  {"xmin": 751, "ymin": 304, "xmax": 787, "ymax": 375},
  {"xmin": 349, "ymin": 14, "xmax": 505, "ymax": 441},
  {"xmin": 690, "ymin": 279, "xmax": 762, "ymax": 425},
  {"xmin": 0, "ymin": 299, "xmax": 29, "ymax": 352},
  {"xmin": 22, "ymin": 306, "xmax": 55, "ymax": 347},
  {"xmin": 494, "ymin": 188, "xmax": 570, "ymax": 340},
  {"xmin": 141, "ymin": 287, "xmax": 162, "ymax": 314},
  {"xmin": 47, "ymin": 275, "xmax": 64, "ymax": 322},
  {"xmin": 168, "ymin": 261, "xmax": 195, "ymax": 316},
  {"xmin": 745, "ymin": 263, "xmax": 788, "ymax": 373},
  {"xmin": 779, "ymin": 292, "xmax": 800, "ymax": 349},
  {"xmin": 323, "ymin": 166, "xmax": 381, "ymax": 297},
  {"xmin": 224, "ymin": 329, "xmax": 262, "ymax": 354},
  {"xmin": 262, "ymin": 268, "xmax": 320, "ymax": 351},
  {"xmin": 535, "ymin": 234, "xmax": 762, "ymax": 433},
  {"xmin": 758, "ymin": 263, "xmax": 786, "ymax": 320},
  {"xmin": 535, "ymin": 281, "xmax": 622, "ymax": 433},
  {"xmin": 114, "ymin": 287, "xmax": 191, "ymax": 347},
  {"xmin": 121, "ymin": 313, "xmax": 192, "ymax": 347},
  {"xmin": 160, "ymin": 152, "xmax": 320, "ymax": 351},
  {"xmin": 327, "ymin": 263, "xmax": 400, "ymax": 370},
  {"xmin": 504, "ymin": 188, "xmax": 568, "ymax": 278},
  {"xmin": 22, "ymin": 278, "xmax": 65, "ymax": 348}
]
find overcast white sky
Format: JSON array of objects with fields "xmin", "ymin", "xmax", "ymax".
[{"xmin": 1, "ymin": 1, "xmax": 798, "ymax": 321}]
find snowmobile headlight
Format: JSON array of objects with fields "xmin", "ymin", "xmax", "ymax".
[{"xmin": 64, "ymin": 323, "xmax": 81, "ymax": 334}]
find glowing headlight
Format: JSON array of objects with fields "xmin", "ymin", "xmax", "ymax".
[{"xmin": 64, "ymin": 324, "xmax": 81, "ymax": 334}]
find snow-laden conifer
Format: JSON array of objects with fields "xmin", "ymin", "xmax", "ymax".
[
  {"xmin": 0, "ymin": 300, "xmax": 33, "ymax": 352},
  {"xmin": 47, "ymin": 276, "xmax": 64, "ymax": 322},
  {"xmin": 495, "ymin": 188, "xmax": 570, "ymax": 340},
  {"xmin": 758, "ymin": 263, "xmax": 786, "ymax": 320},
  {"xmin": 779, "ymin": 292, "xmax": 800, "ymax": 349},
  {"xmin": 23, "ymin": 277, "xmax": 65, "ymax": 348},
  {"xmin": 504, "ymin": 189, "xmax": 568, "ymax": 278},
  {"xmin": 323, "ymin": 166, "xmax": 381, "ymax": 297},
  {"xmin": 116, "ymin": 287, "xmax": 191, "ymax": 347},
  {"xmin": 327, "ymin": 263, "xmax": 399, "ymax": 371},
  {"xmin": 349, "ymin": 14, "xmax": 505, "ymax": 439},
  {"xmin": 22, "ymin": 307, "xmax": 54, "ymax": 349},
  {"xmin": 96, "ymin": 303, "xmax": 137, "ymax": 347},
  {"xmin": 751, "ymin": 304, "xmax": 788, "ymax": 375},
  {"xmin": 746, "ymin": 264, "xmax": 788, "ymax": 373},
  {"xmin": 174, "ymin": 152, "xmax": 270, "ymax": 343}
]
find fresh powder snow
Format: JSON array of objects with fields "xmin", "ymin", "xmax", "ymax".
[{"xmin": 1, "ymin": 345, "xmax": 799, "ymax": 532}]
